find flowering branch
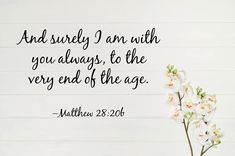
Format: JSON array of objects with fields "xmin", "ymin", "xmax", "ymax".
[{"xmin": 165, "ymin": 65, "xmax": 223, "ymax": 156}]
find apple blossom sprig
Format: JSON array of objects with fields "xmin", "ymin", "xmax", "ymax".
[{"xmin": 165, "ymin": 65, "xmax": 223, "ymax": 156}]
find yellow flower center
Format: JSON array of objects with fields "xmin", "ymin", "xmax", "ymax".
[
  {"xmin": 173, "ymin": 111, "xmax": 179, "ymax": 117},
  {"xmin": 213, "ymin": 129, "xmax": 220, "ymax": 136},
  {"xmin": 208, "ymin": 96, "xmax": 216, "ymax": 102},
  {"xmin": 168, "ymin": 94, "xmax": 174, "ymax": 102},
  {"xmin": 167, "ymin": 80, "xmax": 173, "ymax": 87},
  {"xmin": 186, "ymin": 101, "xmax": 193, "ymax": 108}
]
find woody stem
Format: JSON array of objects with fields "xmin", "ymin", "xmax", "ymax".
[
  {"xmin": 200, "ymin": 146, "xmax": 205, "ymax": 156},
  {"xmin": 200, "ymin": 143, "xmax": 218, "ymax": 156},
  {"xmin": 177, "ymin": 92, "xmax": 194, "ymax": 156}
]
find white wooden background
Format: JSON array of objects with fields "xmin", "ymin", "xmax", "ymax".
[{"xmin": 0, "ymin": 0, "xmax": 235, "ymax": 155}]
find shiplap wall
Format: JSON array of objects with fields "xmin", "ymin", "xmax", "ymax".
[{"xmin": 0, "ymin": 0, "xmax": 235, "ymax": 156}]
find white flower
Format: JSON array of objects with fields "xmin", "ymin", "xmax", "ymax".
[
  {"xmin": 192, "ymin": 118, "xmax": 208, "ymax": 129},
  {"xmin": 196, "ymin": 102, "xmax": 216, "ymax": 117},
  {"xmin": 194, "ymin": 123, "xmax": 222, "ymax": 145},
  {"xmin": 166, "ymin": 79, "xmax": 174, "ymax": 88},
  {"xmin": 165, "ymin": 67, "xmax": 186, "ymax": 92},
  {"xmin": 167, "ymin": 93, "xmax": 179, "ymax": 105},
  {"xmin": 178, "ymin": 70, "xmax": 186, "ymax": 81},
  {"xmin": 195, "ymin": 128, "xmax": 210, "ymax": 145},
  {"xmin": 194, "ymin": 121, "xmax": 211, "ymax": 145},
  {"xmin": 171, "ymin": 108, "xmax": 184, "ymax": 123},
  {"xmin": 165, "ymin": 72, "xmax": 176, "ymax": 79},
  {"xmin": 209, "ymin": 124, "xmax": 223, "ymax": 144},
  {"xmin": 206, "ymin": 94, "xmax": 217, "ymax": 103},
  {"xmin": 182, "ymin": 99, "xmax": 196, "ymax": 112},
  {"xmin": 165, "ymin": 78, "xmax": 181, "ymax": 91},
  {"xmin": 165, "ymin": 69, "xmax": 185, "ymax": 81},
  {"xmin": 180, "ymin": 82, "xmax": 193, "ymax": 95}
]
